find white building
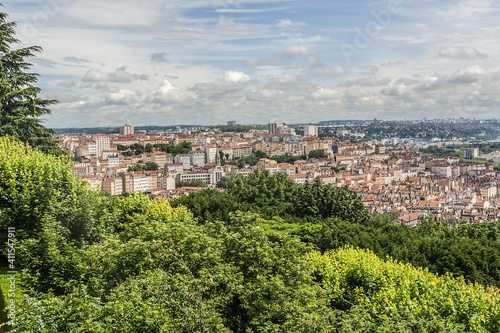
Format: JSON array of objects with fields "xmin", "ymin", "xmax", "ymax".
[
  {"xmin": 189, "ymin": 150, "xmax": 207, "ymax": 167},
  {"xmin": 431, "ymin": 164, "xmax": 452, "ymax": 178},
  {"xmin": 304, "ymin": 125, "xmax": 318, "ymax": 137},
  {"xmin": 120, "ymin": 119, "xmax": 134, "ymax": 135},
  {"xmin": 132, "ymin": 174, "xmax": 149, "ymax": 193},
  {"xmin": 209, "ymin": 166, "xmax": 225, "ymax": 185},
  {"xmin": 174, "ymin": 154, "xmax": 191, "ymax": 169},
  {"xmin": 93, "ymin": 134, "xmax": 110, "ymax": 158},
  {"xmin": 205, "ymin": 146, "xmax": 218, "ymax": 164}
]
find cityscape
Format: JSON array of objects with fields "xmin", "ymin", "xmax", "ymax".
[
  {"xmin": 59, "ymin": 118, "xmax": 500, "ymax": 226},
  {"xmin": 3, "ymin": 0, "xmax": 500, "ymax": 331}
]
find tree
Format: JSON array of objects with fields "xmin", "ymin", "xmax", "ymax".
[
  {"xmin": 0, "ymin": 11, "xmax": 60, "ymax": 154},
  {"xmin": 308, "ymin": 150, "xmax": 325, "ymax": 159}
]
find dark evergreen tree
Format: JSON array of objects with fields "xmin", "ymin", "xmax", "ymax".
[{"xmin": 0, "ymin": 10, "xmax": 60, "ymax": 154}]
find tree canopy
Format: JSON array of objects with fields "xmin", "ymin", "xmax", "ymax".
[{"xmin": 0, "ymin": 11, "xmax": 60, "ymax": 154}]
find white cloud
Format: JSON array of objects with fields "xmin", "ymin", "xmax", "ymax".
[
  {"xmin": 57, "ymin": 79, "xmax": 77, "ymax": 88},
  {"xmin": 281, "ymin": 45, "xmax": 313, "ymax": 58},
  {"xmin": 338, "ymin": 77, "xmax": 390, "ymax": 87},
  {"xmin": 275, "ymin": 19, "xmax": 307, "ymax": 29},
  {"xmin": 311, "ymin": 87, "xmax": 341, "ymax": 100},
  {"xmin": 83, "ymin": 68, "xmax": 132, "ymax": 83},
  {"xmin": 439, "ymin": 46, "xmax": 487, "ymax": 59},
  {"xmin": 224, "ymin": 70, "xmax": 250, "ymax": 83},
  {"xmin": 105, "ymin": 89, "xmax": 141, "ymax": 105},
  {"xmin": 148, "ymin": 80, "xmax": 185, "ymax": 104},
  {"xmin": 449, "ymin": 66, "xmax": 488, "ymax": 84}
]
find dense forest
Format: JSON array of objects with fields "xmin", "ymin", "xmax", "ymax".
[{"xmin": 1, "ymin": 136, "xmax": 500, "ymax": 332}]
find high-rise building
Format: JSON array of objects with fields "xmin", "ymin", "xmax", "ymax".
[
  {"xmin": 304, "ymin": 125, "xmax": 318, "ymax": 137},
  {"xmin": 268, "ymin": 122, "xmax": 284, "ymax": 134},
  {"xmin": 227, "ymin": 120, "xmax": 236, "ymax": 127},
  {"xmin": 120, "ymin": 118, "xmax": 134, "ymax": 135},
  {"xmin": 464, "ymin": 148, "xmax": 479, "ymax": 159},
  {"xmin": 93, "ymin": 134, "xmax": 110, "ymax": 158}
]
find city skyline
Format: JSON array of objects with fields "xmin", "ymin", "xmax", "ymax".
[{"xmin": 5, "ymin": 0, "xmax": 500, "ymax": 128}]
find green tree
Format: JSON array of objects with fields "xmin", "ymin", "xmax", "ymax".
[
  {"xmin": 308, "ymin": 150, "xmax": 325, "ymax": 159},
  {"xmin": 0, "ymin": 11, "xmax": 60, "ymax": 154},
  {"xmin": 176, "ymin": 179, "xmax": 208, "ymax": 188}
]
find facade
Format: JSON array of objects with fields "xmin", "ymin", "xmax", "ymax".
[
  {"xmin": 464, "ymin": 148, "xmax": 479, "ymax": 159},
  {"xmin": 93, "ymin": 134, "xmax": 110, "ymax": 158},
  {"xmin": 189, "ymin": 150, "xmax": 207, "ymax": 167},
  {"xmin": 120, "ymin": 119, "xmax": 134, "ymax": 135},
  {"xmin": 209, "ymin": 166, "xmax": 225, "ymax": 185},
  {"xmin": 174, "ymin": 154, "xmax": 191, "ymax": 169},
  {"xmin": 205, "ymin": 146, "xmax": 218, "ymax": 164},
  {"xmin": 268, "ymin": 122, "xmax": 284, "ymax": 135},
  {"xmin": 304, "ymin": 125, "xmax": 318, "ymax": 137}
]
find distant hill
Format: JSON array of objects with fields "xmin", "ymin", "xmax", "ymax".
[{"xmin": 54, "ymin": 125, "xmax": 203, "ymax": 135}]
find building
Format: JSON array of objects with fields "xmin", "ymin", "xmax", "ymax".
[
  {"xmin": 227, "ymin": 120, "xmax": 236, "ymax": 127},
  {"xmin": 174, "ymin": 154, "xmax": 191, "ymax": 169},
  {"xmin": 304, "ymin": 125, "xmax": 318, "ymax": 137},
  {"xmin": 268, "ymin": 122, "xmax": 284, "ymax": 135},
  {"xmin": 209, "ymin": 166, "xmax": 225, "ymax": 185},
  {"xmin": 205, "ymin": 146, "xmax": 218, "ymax": 164},
  {"xmin": 189, "ymin": 150, "xmax": 207, "ymax": 167},
  {"xmin": 93, "ymin": 134, "xmax": 110, "ymax": 158},
  {"xmin": 464, "ymin": 148, "xmax": 479, "ymax": 159},
  {"xmin": 120, "ymin": 118, "xmax": 134, "ymax": 135}
]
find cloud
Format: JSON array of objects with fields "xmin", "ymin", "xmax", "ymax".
[
  {"xmin": 439, "ymin": 46, "xmax": 487, "ymax": 59},
  {"xmin": 31, "ymin": 58, "xmax": 58, "ymax": 69},
  {"xmin": 224, "ymin": 70, "xmax": 250, "ymax": 83},
  {"xmin": 150, "ymin": 52, "xmax": 168, "ymax": 63},
  {"xmin": 275, "ymin": 19, "xmax": 307, "ymax": 29},
  {"xmin": 44, "ymin": 91, "xmax": 89, "ymax": 103},
  {"xmin": 302, "ymin": 66, "xmax": 346, "ymax": 77},
  {"xmin": 57, "ymin": 79, "xmax": 77, "ymax": 88},
  {"xmin": 243, "ymin": 58, "xmax": 280, "ymax": 66},
  {"xmin": 359, "ymin": 65, "xmax": 378, "ymax": 75},
  {"xmin": 82, "ymin": 67, "xmax": 148, "ymax": 83},
  {"xmin": 307, "ymin": 56, "xmax": 324, "ymax": 68},
  {"xmin": 191, "ymin": 70, "xmax": 251, "ymax": 98},
  {"xmin": 311, "ymin": 87, "xmax": 341, "ymax": 100},
  {"xmin": 105, "ymin": 89, "xmax": 141, "ymax": 105},
  {"xmin": 280, "ymin": 45, "xmax": 313, "ymax": 58},
  {"xmin": 338, "ymin": 77, "xmax": 390, "ymax": 87},
  {"xmin": 148, "ymin": 80, "xmax": 184, "ymax": 103},
  {"xmin": 63, "ymin": 57, "xmax": 91, "ymax": 64},
  {"xmin": 382, "ymin": 84, "xmax": 411, "ymax": 96},
  {"xmin": 448, "ymin": 66, "xmax": 488, "ymax": 84}
]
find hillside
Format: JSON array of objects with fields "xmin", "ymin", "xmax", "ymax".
[{"xmin": 1, "ymin": 136, "xmax": 500, "ymax": 332}]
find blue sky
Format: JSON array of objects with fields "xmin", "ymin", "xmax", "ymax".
[{"xmin": 3, "ymin": 0, "xmax": 500, "ymax": 127}]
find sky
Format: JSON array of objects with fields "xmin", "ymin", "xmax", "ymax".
[{"xmin": 3, "ymin": 0, "xmax": 500, "ymax": 128}]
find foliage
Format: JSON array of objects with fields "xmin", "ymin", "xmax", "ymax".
[
  {"xmin": 127, "ymin": 161, "xmax": 160, "ymax": 172},
  {"xmin": 0, "ymin": 136, "xmax": 107, "ymax": 242},
  {"xmin": 5, "ymin": 126, "xmax": 500, "ymax": 331},
  {"xmin": 0, "ymin": 12, "xmax": 60, "ymax": 154},
  {"xmin": 170, "ymin": 189, "xmax": 243, "ymax": 223},
  {"xmin": 117, "ymin": 142, "xmax": 191, "ymax": 157},
  {"xmin": 308, "ymin": 150, "xmax": 325, "ymax": 159},
  {"xmin": 227, "ymin": 171, "xmax": 369, "ymax": 223},
  {"xmin": 309, "ymin": 246, "xmax": 500, "ymax": 332},
  {"xmin": 175, "ymin": 179, "xmax": 208, "ymax": 188}
]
